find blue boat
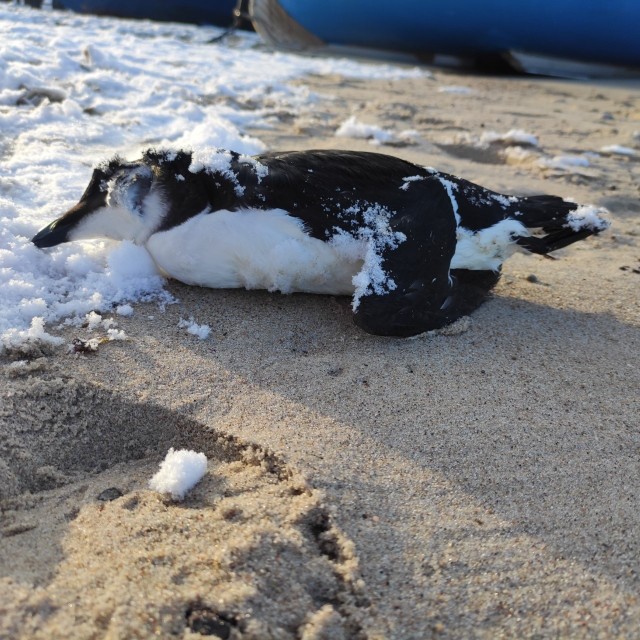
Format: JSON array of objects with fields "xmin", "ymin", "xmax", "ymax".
[
  {"xmin": 52, "ymin": 0, "xmax": 239, "ymax": 27},
  {"xmin": 249, "ymin": 0, "xmax": 640, "ymax": 69}
]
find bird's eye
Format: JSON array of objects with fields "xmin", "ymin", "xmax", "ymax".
[{"xmin": 109, "ymin": 167, "xmax": 153, "ymax": 215}]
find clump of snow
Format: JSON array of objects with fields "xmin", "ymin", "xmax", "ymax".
[
  {"xmin": 116, "ymin": 304, "xmax": 134, "ymax": 317},
  {"xmin": 335, "ymin": 116, "xmax": 395, "ymax": 145},
  {"xmin": 85, "ymin": 311, "xmax": 104, "ymax": 331},
  {"xmin": 600, "ymin": 145, "xmax": 637, "ymax": 156},
  {"xmin": 178, "ymin": 317, "xmax": 211, "ymax": 340},
  {"xmin": 83, "ymin": 311, "xmax": 119, "ymax": 332},
  {"xmin": 538, "ymin": 154, "xmax": 591, "ymax": 170},
  {"xmin": 106, "ymin": 328, "xmax": 127, "ymax": 341},
  {"xmin": 149, "ymin": 448, "xmax": 208, "ymax": 501},
  {"xmin": 1, "ymin": 316, "xmax": 64, "ymax": 353},
  {"xmin": 565, "ymin": 205, "xmax": 610, "ymax": 232},
  {"xmin": 480, "ymin": 129, "xmax": 539, "ymax": 147},
  {"xmin": 0, "ymin": 4, "xmax": 425, "ymax": 351},
  {"xmin": 491, "ymin": 193, "xmax": 518, "ymax": 208},
  {"xmin": 239, "ymin": 155, "xmax": 269, "ymax": 183},
  {"xmin": 171, "ymin": 118, "xmax": 265, "ymax": 159},
  {"xmin": 105, "ymin": 242, "xmax": 170, "ymax": 299},
  {"xmin": 438, "ymin": 85, "xmax": 474, "ymax": 95},
  {"xmin": 335, "ymin": 119, "xmax": 418, "ymax": 146},
  {"xmin": 189, "ymin": 148, "xmax": 246, "ymax": 196}
]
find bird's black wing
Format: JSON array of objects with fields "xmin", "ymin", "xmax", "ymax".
[
  {"xmin": 349, "ymin": 177, "xmax": 462, "ymax": 337},
  {"xmin": 244, "ymin": 150, "xmax": 431, "ymax": 239}
]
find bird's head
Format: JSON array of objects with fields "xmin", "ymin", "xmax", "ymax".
[{"xmin": 31, "ymin": 152, "xmax": 176, "ymax": 248}]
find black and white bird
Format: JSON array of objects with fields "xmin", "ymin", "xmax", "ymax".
[{"xmin": 32, "ymin": 148, "xmax": 609, "ymax": 336}]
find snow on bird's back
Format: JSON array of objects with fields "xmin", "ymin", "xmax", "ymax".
[{"xmin": 565, "ymin": 205, "xmax": 610, "ymax": 232}]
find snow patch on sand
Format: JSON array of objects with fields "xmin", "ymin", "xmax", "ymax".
[
  {"xmin": 438, "ymin": 85, "xmax": 474, "ymax": 95},
  {"xmin": 149, "ymin": 448, "xmax": 208, "ymax": 501},
  {"xmin": 539, "ymin": 154, "xmax": 591, "ymax": 170},
  {"xmin": 335, "ymin": 116, "xmax": 395, "ymax": 145},
  {"xmin": 178, "ymin": 317, "xmax": 211, "ymax": 340},
  {"xmin": 480, "ymin": 129, "xmax": 539, "ymax": 147},
  {"xmin": 600, "ymin": 145, "xmax": 636, "ymax": 156},
  {"xmin": 335, "ymin": 117, "xmax": 419, "ymax": 146}
]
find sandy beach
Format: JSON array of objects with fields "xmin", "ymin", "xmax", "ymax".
[{"xmin": 2, "ymin": 57, "xmax": 640, "ymax": 639}]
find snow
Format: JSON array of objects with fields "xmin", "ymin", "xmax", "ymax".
[
  {"xmin": 491, "ymin": 194, "xmax": 518, "ymax": 208},
  {"xmin": 85, "ymin": 311, "xmax": 105, "ymax": 331},
  {"xmin": 335, "ymin": 115, "xmax": 395, "ymax": 145},
  {"xmin": 0, "ymin": 4, "xmax": 425, "ymax": 353},
  {"xmin": 1, "ymin": 316, "xmax": 65, "ymax": 352},
  {"xmin": 178, "ymin": 317, "xmax": 211, "ymax": 340},
  {"xmin": 189, "ymin": 148, "xmax": 246, "ymax": 196},
  {"xmin": 480, "ymin": 129, "xmax": 539, "ymax": 147},
  {"xmin": 334, "ymin": 116, "xmax": 421, "ymax": 146},
  {"xmin": 539, "ymin": 154, "xmax": 591, "ymax": 170},
  {"xmin": 436, "ymin": 176, "xmax": 461, "ymax": 225},
  {"xmin": 106, "ymin": 327, "xmax": 127, "ymax": 341},
  {"xmin": 349, "ymin": 204, "xmax": 406, "ymax": 311},
  {"xmin": 565, "ymin": 205, "xmax": 610, "ymax": 233},
  {"xmin": 334, "ymin": 117, "xmax": 420, "ymax": 146},
  {"xmin": 438, "ymin": 85, "xmax": 474, "ymax": 95},
  {"xmin": 600, "ymin": 144, "xmax": 637, "ymax": 156},
  {"xmin": 116, "ymin": 304, "xmax": 134, "ymax": 316},
  {"xmin": 149, "ymin": 448, "xmax": 208, "ymax": 501},
  {"xmin": 399, "ymin": 175, "xmax": 426, "ymax": 191}
]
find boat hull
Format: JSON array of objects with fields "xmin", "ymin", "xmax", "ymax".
[{"xmin": 250, "ymin": 0, "xmax": 640, "ymax": 68}]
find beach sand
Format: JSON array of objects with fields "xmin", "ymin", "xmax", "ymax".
[{"xmin": 1, "ymin": 67, "xmax": 640, "ymax": 639}]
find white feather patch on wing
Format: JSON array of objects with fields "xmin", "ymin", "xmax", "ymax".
[{"xmin": 451, "ymin": 219, "xmax": 529, "ymax": 271}]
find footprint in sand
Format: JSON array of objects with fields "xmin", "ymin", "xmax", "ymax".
[{"xmin": 0, "ymin": 377, "xmax": 367, "ymax": 640}]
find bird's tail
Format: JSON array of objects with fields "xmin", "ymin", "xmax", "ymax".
[{"xmin": 507, "ymin": 195, "xmax": 610, "ymax": 255}]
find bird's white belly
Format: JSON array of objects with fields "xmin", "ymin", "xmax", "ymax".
[{"xmin": 145, "ymin": 208, "xmax": 365, "ymax": 295}]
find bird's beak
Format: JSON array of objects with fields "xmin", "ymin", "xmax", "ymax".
[
  {"xmin": 32, "ymin": 218, "xmax": 71, "ymax": 248},
  {"xmin": 31, "ymin": 201, "xmax": 90, "ymax": 248}
]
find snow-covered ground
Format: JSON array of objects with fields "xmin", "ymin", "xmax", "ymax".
[{"xmin": 0, "ymin": 4, "xmax": 423, "ymax": 351}]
